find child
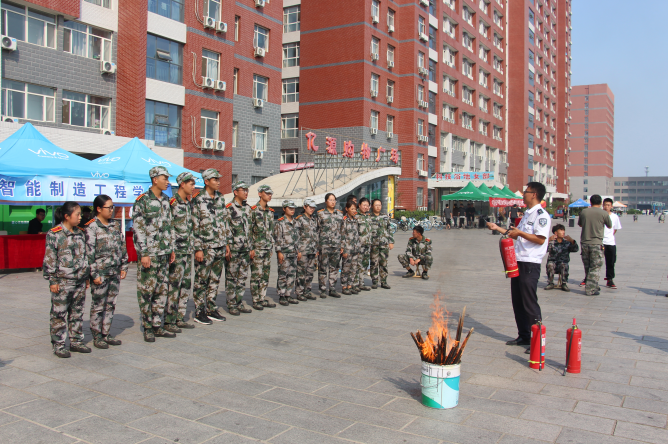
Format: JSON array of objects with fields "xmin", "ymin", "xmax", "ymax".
[
  {"xmin": 43, "ymin": 202, "xmax": 91, "ymax": 358},
  {"xmin": 341, "ymin": 201, "xmax": 360, "ymax": 295},
  {"xmin": 545, "ymin": 223, "xmax": 579, "ymax": 292}
]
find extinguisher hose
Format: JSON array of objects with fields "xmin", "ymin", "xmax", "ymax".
[{"xmin": 563, "ymin": 325, "xmax": 576, "ymax": 376}]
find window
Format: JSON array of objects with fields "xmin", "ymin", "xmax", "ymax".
[
  {"xmin": 462, "ymin": 86, "xmax": 472, "ymax": 104},
  {"xmin": 462, "ymin": 32, "xmax": 473, "ymax": 51},
  {"xmin": 443, "ymin": 76, "xmax": 456, "ymax": 96},
  {"xmin": 429, "ymin": 91, "xmax": 436, "ymax": 114},
  {"xmin": 429, "ymin": 25, "xmax": 437, "ymax": 50},
  {"xmin": 429, "ymin": 59, "xmax": 437, "ymax": 82},
  {"xmin": 493, "ymin": 102, "xmax": 502, "ymax": 119},
  {"xmin": 232, "ymin": 121, "xmax": 238, "ymax": 147},
  {"xmin": 148, "ymin": 0, "xmax": 184, "ymax": 22},
  {"xmin": 494, "ymin": 33, "xmax": 503, "ymax": 50},
  {"xmin": 528, "ymin": 134, "xmax": 534, "ymax": 149},
  {"xmin": 417, "ymin": 153, "xmax": 425, "ymax": 171},
  {"xmin": 493, "ymin": 79, "xmax": 503, "ymax": 96},
  {"xmin": 253, "ymin": 74, "xmax": 268, "ymax": 100},
  {"xmin": 281, "ymin": 149, "xmax": 298, "ymax": 164},
  {"xmin": 370, "ymin": 110, "xmax": 379, "ymax": 130},
  {"xmin": 64, "ymin": 21, "xmax": 111, "ymax": 61},
  {"xmin": 233, "ymin": 68, "xmax": 239, "ymax": 94},
  {"xmin": 463, "ymin": 6, "xmax": 473, "ymax": 25},
  {"xmin": 146, "ymin": 34, "xmax": 183, "ymax": 84},
  {"xmin": 428, "ymin": 123, "xmax": 436, "ymax": 145},
  {"xmin": 443, "ymin": 45, "xmax": 456, "ymax": 67},
  {"xmin": 418, "ymin": 51, "xmax": 425, "ymax": 69},
  {"xmin": 86, "ymin": 0, "xmax": 111, "ymax": 7},
  {"xmin": 387, "ymin": 80, "xmax": 395, "ymax": 98},
  {"xmin": 281, "ymin": 114, "xmax": 298, "ymax": 138},
  {"xmin": 282, "ymin": 78, "xmax": 299, "ymax": 103},
  {"xmin": 234, "ymin": 16, "xmax": 239, "ymax": 41},
  {"xmin": 252, "ymin": 125, "xmax": 268, "ymax": 152},
  {"xmin": 583, "ymin": 187, "xmax": 588, "ymax": 193},
  {"xmin": 62, "ymin": 91, "xmax": 110, "ymax": 129},
  {"xmin": 429, "ymin": 0, "xmax": 437, "ymax": 16},
  {"xmin": 283, "ymin": 5, "xmax": 300, "ymax": 32},
  {"xmin": 370, "ymin": 73, "xmax": 379, "ymax": 96},
  {"xmin": 371, "ymin": 0, "xmax": 380, "ymax": 19},
  {"xmin": 417, "ymin": 119, "xmax": 425, "ymax": 136},
  {"xmin": 529, "ymin": 71, "xmax": 534, "ymax": 86},
  {"xmin": 387, "ymin": 45, "xmax": 395, "ymax": 66},
  {"xmin": 462, "ymin": 58, "xmax": 472, "ymax": 78},
  {"xmin": 443, "ymin": 16, "xmax": 455, "ymax": 38},
  {"xmin": 528, "ymin": 91, "xmax": 534, "ymax": 108},
  {"xmin": 203, "ymin": 0, "xmax": 221, "ymax": 20},
  {"xmin": 388, "ymin": 9, "xmax": 395, "ymax": 30},
  {"xmin": 1, "ymin": 2, "xmax": 56, "ymax": 48},
  {"xmin": 528, "ymin": 29, "xmax": 534, "ymax": 43},
  {"xmin": 528, "ymin": 113, "xmax": 534, "ymax": 128},
  {"xmin": 283, "ymin": 42, "xmax": 299, "ymax": 67},
  {"xmin": 251, "ymin": 176, "xmax": 267, "ymax": 185},
  {"xmin": 371, "ymin": 37, "xmax": 380, "ymax": 57},
  {"xmin": 417, "ymin": 84, "xmax": 425, "ymax": 102},
  {"xmin": 145, "ymin": 100, "xmax": 181, "ymax": 148},
  {"xmin": 479, "ymin": 45, "xmax": 488, "ymax": 62},
  {"xmin": 201, "ymin": 49, "xmax": 219, "ymax": 80},
  {"xmin": 418, "ymin": 16, "xmax": 426, "ymax": 36},
  {"xmin": 200, "ymin": 109, "xmax": 219, "ymax": 139},
  {"xmin": 417, "ymin": 188, "xmax": 424, "ymax": 207},
  {"xmin": 1, "ymin": 79, "xmax": 54, "ymax": 122},
  {"xmin": 462, "ymin": 113, "xmax": 472, "ymax": 129},
  {"xmin": 254, "ymin": 25, "xmax": 269, "ymax": 50},
  {"xmin": 387, "ymin": 115, "xmax": 394, "ymax": 134}
]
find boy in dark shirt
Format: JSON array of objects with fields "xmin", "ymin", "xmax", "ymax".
[
  {"xmin": 545, "ymin": 224, "xmax": 579, "ymax": 292},
  {"xmin": 27, "ymin": 209, "xmax": 46, "ymax": 234}
]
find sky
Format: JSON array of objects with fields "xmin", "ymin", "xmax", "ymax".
[{"xmin": 571, "ymin": 0, "xmax": 668, "ymax": 177}]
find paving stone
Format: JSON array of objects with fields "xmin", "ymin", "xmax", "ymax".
[
  {"xmin": 622, "ymin": 396, "xmax": 668, "ymax": 415},
  {"xmin": 39, "ymin": 365, "xmax": 110, "ymax": 387},
  {"xmin": 72, "ymin": 395, "xmax": 156, "ymax": 423},
  {"xmin": 402, "ymin": 417, "xmax": 505, "ymax": 444},
  {"xmin": 91, "ymin": 378, "xmax": 159, "ymax": 402},
  {"xmin": 0, "ymin": 419, "xmax": 78, "ymax": 444},
  {"xmin": 261, "ymin": 405, "xmax": 353, "ymax": 435},
  {"xmin": 24, "ymin": 380, "xmax": 99, "ymax": 405},
  {"xmin": 135, "ymin": 393, "xmax": 221, "ymax": 420},
  {"xmin": 520, "ymin": 405, "xmax": 615, "ymax": 434},
  {"xmin": 249, "ymin": 371, "xmax": 329, "ymax": 394},
  {"xmin": 491, "ymin": 388, "xmax": 578, "ymax": 411},
  {"xmin": 96, "ymin": 363, "xmax": 164, "ymax": 384},
  {"xmin": 4, "ymin": 398, "xmax": 91, "ymax": 428},
  {"xmin": 556, "ymin": 427, "xmax": 644, "ymax": 444},
  {"xmin": 200, "ymin": 389, "xmax": 282, "ymax": 416},
  {"xmin": 323, "ymin": 401, "xmax": 416, "ymax": 430},
  {"xmin": 0, "ymin": 366, "xmax": 53, "ymax": 388},
  {"xmin": 458, "ymin": 395, "xmax": 527, "ymax": 417},
  {"xmin": 197, "ymin": 410, "xmax": 290, "ymax": 441},
  {"xmin": 382, "ymin": 397, "xmax": 474, "ymax": 423},
  {"xmin": 573, "ymin": 401, "xmax": 667, "ymax": 427},
  {"xmin": 267, "ymin": 427, "xmax": 355, "ymax": 444},
  {"xmin": 312, "ymin": 384, "xmax": 395, "ymax": 408},
  {"xmin": 462, "ymin": 411, "xmax": 562, "ymax": 442},
  {"xmin": 128, "ymin": 412, "xmax": 221, "ymax": 444},
  {"xmin": 540, "ymin": 384, "xmax": 624, "ymax": 406},
  {"xmin": 338, "ymin": 422, "xmax": 441, "ymax": 444},
  {"xmin": 57, "ymin": 415, "xmax": 151, "ymax": 444},
  {"xmin": 613, "ymin": 421, "xmax": 668, "ymax": 444},
  {"xmin": 257, "ymin": 387, "xmax": 340, "ymax": 412}
]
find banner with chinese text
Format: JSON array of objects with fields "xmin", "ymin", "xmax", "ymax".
[
  {"xmin": 431, "ymin": 172, "xmax": 495, "ymax": 181},
  {"xmin": 489, "ymin": 198, "xmax": 526, "ymax": 208}
]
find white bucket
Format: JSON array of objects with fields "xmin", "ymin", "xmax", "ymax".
[{"xmin": 420, "ymin": 361, "xmax": 461, "ymax": 409}]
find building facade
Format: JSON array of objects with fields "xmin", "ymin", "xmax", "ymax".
[{"xmin": 610, "ymin": 177, "xmax": 668, "ymax": 211}]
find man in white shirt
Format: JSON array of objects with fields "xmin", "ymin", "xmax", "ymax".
[
  {"xmin": 487, "ymin": 182, "xmax": 551, "ymax": 347},
  {"xmin": 602, "ymin": 198, "xmax": 621, "ymax": 289}
]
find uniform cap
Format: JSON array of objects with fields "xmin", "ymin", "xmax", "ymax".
[
  {"xmin": 257, "ymin": 184, "xmax": 273, "ymax": 194},
  {"xmin": 232, "ymin": 180, "xmax": 249, "ymax": 191},
  {"xmin": 303, "ymin": 198, "xmax": 317, "ymax": 208},
  {"xmin": 176, "ymin": 172, "xmax": 195, "ymax": 184},
  {"xmin": 202, "ymin": 168, "xmax": 221, "ymax": 180},
  {"xmin": 282, "ymin": 199, "xmax": 297, "ymax": 208},
  {"xmin": 149, "ymin": 166, "xmax": 171, "ymax": 178}
]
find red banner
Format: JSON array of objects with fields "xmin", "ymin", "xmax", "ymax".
[{"xmin": 489, "ymin": 198, "xmax": 526, "ymax": 208}]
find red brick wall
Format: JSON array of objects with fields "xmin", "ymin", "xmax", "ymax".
[{"xmin": 25, "ymin": 0, "xmax": 79, "ymax": 16}]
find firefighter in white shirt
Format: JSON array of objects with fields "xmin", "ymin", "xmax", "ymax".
[{"xmin": 602, "ymin": 198, "xmax": 621, "ymax": 289}]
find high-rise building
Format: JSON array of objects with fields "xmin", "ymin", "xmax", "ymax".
[
  {"xmin": 568, "ymin": 83, "xmax": 614, "ymax": 200},
  {"xmin": 610, "ymin": 177, "xmax": 668, "ymax": 211}
]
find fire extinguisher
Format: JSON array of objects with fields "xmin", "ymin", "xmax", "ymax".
[
  {"xmin": 564, "ymin": 318, "xmax": 581, "ymax": 375},
  {"xmin": 529, "ymin": 321, "xmax": 546, "ymax": 370},
  {"xmin": 499, "ymin": 232, "xmax": 519, "ymax": 278}
]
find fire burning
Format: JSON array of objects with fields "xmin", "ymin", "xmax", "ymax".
[{"xmin": 410, "ymin": 294, "xmax": 473, "ymax": 366}]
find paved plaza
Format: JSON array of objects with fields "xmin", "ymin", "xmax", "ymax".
[{"xmin": 1, "ymin": 215, "xmax": 667, "ymax": 443}]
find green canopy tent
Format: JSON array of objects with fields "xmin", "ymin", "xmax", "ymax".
[
  {"xmin": 500, "ymin": 186, "xmax": 519, "ymax": 198},
  {"xmin": 478, "ymin": 183, "xmax": 502, "ymax": 197},
  {"xmin": 491, "ymin": 185, "xmax": 511, "ymax": 197},
  {"xmin": 441, "ymin": 182, "xmax": 490, "ymax": 201}
]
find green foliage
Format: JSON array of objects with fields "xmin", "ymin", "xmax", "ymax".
[
  {"xmin": 391, "ymin": 210, "xmax": 436, "ymax": 220},
  {"xmin": 627, "ymin": 209, "xmax": 642, "ymax": 215}
]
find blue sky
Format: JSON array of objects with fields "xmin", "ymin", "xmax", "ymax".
[{"xmin": 571, "ymin": 1, "xmax": 668, "ymax": 177}]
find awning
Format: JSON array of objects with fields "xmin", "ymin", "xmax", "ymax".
[{"xmin": 440, "ymin": 182, "xmax": 490, "ymax": 201}]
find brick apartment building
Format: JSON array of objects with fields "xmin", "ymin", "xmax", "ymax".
[{"xmin": 568, "ymin": 83, "xmax": 615, "ymax": 201}]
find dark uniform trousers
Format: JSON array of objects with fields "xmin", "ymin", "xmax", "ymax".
[
  {"xmin": 603, "ymin": 245, "xmax": 616, "ymax": 280},
  {"xmin": 510, "ymin": 261, "xmax": 542, "ymax": 340}
]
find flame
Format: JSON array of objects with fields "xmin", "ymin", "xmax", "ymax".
[{"xmin": 419, "ymin": 293, "xmax": 453, "ymax": 361}]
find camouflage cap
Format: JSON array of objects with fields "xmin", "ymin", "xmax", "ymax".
[
  {"xmin": 303, "ymin": 198, "xmax": 317, "ymax": 208},
  {"xmin": 282, "ymin": 199, "xmax": 297, "ymax": 208},
  {"xmin": 232, "ymin": 180, "xmax": 249, "ymax": 191},
  {"xmin": 257, "ymin": 184, "xmax": 273, "ymax": 194},
  {"xmin": 149, "ymin": 166, "xmax": 172, "ymax": 178},
  {"xmin": 202, "ymin": 168, "xmax": 221, "ymax": 180},
  {"xmin": 176, "ymin": 172, "xmax": 195, "ymax": 184}
]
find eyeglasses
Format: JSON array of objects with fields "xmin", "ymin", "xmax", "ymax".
[
  {"xmin": 523, "ymin": 190, "xmax": 536, "ymax": 195},
  {"xmin": 102, "ymin": 205, "xmax": 115, "ymax": 210}
]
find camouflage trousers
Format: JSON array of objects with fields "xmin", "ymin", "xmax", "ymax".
[
  {"xmin": 370, "ymin": 245, "xmax": 390, "ymax": 285},
  {"xmin": 581, "ymin": 244, "xmax": 604, "ymax": 295},
  {"xmin": 296, "ymin": 253, "xmax": 317, "ymax": 297},
  {"xmin": 546, "ymin": 261, "xmax": 569, "ymax": 284},
  {"xmin": 137, "ymin": 254, "xmax": 169, "ymax": 329},
  {"xmin": 50, "ymin": 279, "xmax": 86, "ymax": 350},
  {"xmin": 166, "ymin": 253, "xmax": 192, "ymax": 324},
  {"xmin": 89, "ymin": 274, "xmax": 121, "ymax": 340},
  {"xmin": 193, "ymin": 247, "xmax": 225, "ymax": 316},
  {"xmin": 225, "ymin": 251, "xmax": 250, "ymax": 308},
  {"xmin": 250, "ymin": 249, "xmax": 272, "ymax": 303},
  {"xmin": 318, "ymin": 246, "xmax": 341, "ymax": 291},
  {"xmin": 277, "ymin": 254, "xmax": 297, "ymax": 298},
  {"xmin": 397, "ymin": 254, "xmax": 433, "ymax": 270},
  {"xmin": 357, "ymin": 245, "xmax": 371, "ymax": 287},
  {"xmin": 341, "ymin": 251, "xmax": 359, "ymax": 287}
]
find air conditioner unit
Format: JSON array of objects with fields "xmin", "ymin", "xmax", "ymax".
[
  {"xmin": 254, "ymin": 46, "xmax": 266, "ymax": 57},
  {"xmin": 418, "ymin": 170, "xmax": 428, "ymax": 177},
  {"xmin": 1, "ymin": 35, "xmax": 17, "ymax": 51},
  {"xmin": 387, "ymin": 95, "xmax": 394, "ymax": 103},
  {"xmin": 419, "ymin": 100, "xmax": 428, "ymax": 108},
  {"xmin": 419, "ymin": 0, "xmax": 429, "ymax": 6},
  {"xmin": 255, "ymin": 0, "xmax": 265, "ymax": 7},
  {"xmin": 253, "ymin": 98, "xmax": 264, "ymax": 108},
  {"xmin": 203, "ymin": 16, "xmax": 216, "ymax": 29},
  {"xmin": 201, "ymin": 138, "xmax": 215, "ymax": 150},
  {"xmin": 372, "ymin": 15, "xmax": 379, "ymax": 24},
  {"xmin": 388, "ymin": 25, "xmax": 395, "ymax": 33},
  {"xmin": 418, "ymin": 67, "xmax": 428, "ymax": 75},
  {"xmin": 388, "ymin": 60, "xmax": 394, "ymax": 68},
  {"xmin": 387, "ymin": 132, "xmax": 393, "ymax": 139},
  {"xmin": 370, "ymin": 128, "xmax": 378, "ymax": 135},
  {"xmin": 1, "ymin": 116, "xmax": 18, "ymax": 123},
  {"xmin": 216, "ymin": 21, "xmax": 227, "ymax": 33},
  {"xmin": 371, "ymin": 52, "xmax": 379, "ymax": 61},
  {"xmin": 202, "ymin": 76, "xmax": 215, "ymax": 89},
  {"xmin": 100, "ymin": 129, "xmax": 114, "ymax": 135},
  {"xmin": 462, "ymin": 152, "xmax": 467, "ymax": 157},
  {"xmin": 419, "ymin": 32, "xmax": 429, "ymax": 41},
  {"xmin": 213, "ymin": 140, "xmax": 225, "ymax": 151},
  {"xmin": 370, "ymin": 89, "xmax": 378, "ymax": 98},
  {"xmin": 214, "ymin": 80, "xmax": 226, "ymax": 91},
  {"xmin": 253, "ymin": 149, "xmax": 264, "ymax": 159},
  {"xmin": 100, "ymin": 61, "xmax": 116, "ymax": 74}
]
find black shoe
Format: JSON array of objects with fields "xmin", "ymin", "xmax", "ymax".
[
  {"xmin": 279, "ymin": 297, "xmax": 289, "ymax": 306},
  {"xmin": 176, "ymin": 321, "xmax": 195, "ymax": 329},
  {"xmin": 545, "ymin": 283, "xmax": 555, "ymax": 290},
  {"xmin": 580, "ymin": 279, "xmax": 586, "ymax": 287},
  {"xmin": 421, "ymin": 271, "xmax": 429, "ymax": 280},
  {"xmin": 359, "ymin": 285, "xmax": 371, "ymax": 291},
  {"xmin": 262, "ymin": 300, "xmax": 277, "ymax": 308},
  {"xmin": 371, "ymin": 283, "xmax": 378, "ymax": 289},
  {"xmin": 607, "ymin": 281, "xmax": 617, "ymax": 289},
  {"xmin": 402, "ymin": 269, "xmax": 415, "ymax": 278},
  {"xmin": 54, "ymin": 348, "xmax": 71, "ymax": 358},
  {"xmin": 524, "ymin": 348, "xmax": 531, "ymax": 355},
  {"xmin": 506, "ymin": 337, "xmax": 531, "ymax": 346},
  {"xmin": 296, "ymin": 295, "xmax": 307, "ymax": 301},
  {"xmin": 342, "ymin": 289, "xmax": 352, "ymax": 295},
  {"xmin": 93, "ymin": 339, "xmax": 109, "ymax": 349},
  {"xmin": 588, "ymin": 291, "xmax": 600, "ymax": 296},
  {"xmin": 154, "ymin": 327, "xmax": 176, "ymax": 338},
  {"xmin": 105, "ymin": 336, "xmax": 122, "ymax": 346},
  {"xmin": 70, "ymin": 343, "xmax": 92, "ymax": 353},
  {"xmin": 194, "ymin": 312, "xmax": 212, "ymax": 325},
  {"xmin": 329, "ymin": 290, "xmax": 341, "ymax": 298},
  {"xmin": 381, "ymin": 283, "xmax": 391, "ymax": 289},
  {"xmin": 163, "ymin": 324, "xmax": 182, "ymax": 334},
  {"xmin": 208, "ymin": 310, "xmax": 227, "ymax": 321},
  {"xmin": 228, "ymin": 307, "xmax": 241, "ymax": 315},
  {"xmin": 319, "ymin": 292, "xmax": 328, "ymax": 299},
  {"xmin": 351, "ymin": 287, "xmax": 359, "ymax": 294},
  {"xmin": 143, "ymin": 328, "xmax": 155, "ymax": 342},
  {"xmin": 287, "ymin": 297, "xmax": 299, "ymax": 304},
  {"xmin": 237, "ymin": 305, "xmax": 252, "ymax": 314},
  {"xmin": 305, "ymin": 294, "xmax": 317, "ymax": 300},
  {"xmin": 252, "ymin": 302, "xmax": 264, "ymax": 310},
  {"xmin": 561, "ymin": 283, "xmax": 570, "ymax": 292}
]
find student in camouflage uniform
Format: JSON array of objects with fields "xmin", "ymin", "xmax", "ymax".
[
  {"xmin": 192, "ymin": 168, "xmax": 229, "ymax": 324},
  {"xmin": 295, "ymin": 198, "xmax": 318, "ymax": 300},
  {"xmin": 545, "ymin": 224, "xmax": 579, "ymax": 292},
  {"xmin": 370, "ymin": 199, "xmax": 394, "ymax": 289},
  {"xmin": 398, "ymin": 226, "xmax": 433, "ymax": 280},
  {"xmin": 356, "ymin": 197, "xmax": 372, "ymax": 292},
  {"xmin": 85, "ymin": 195, "xmax": 128, "ymax": 349},
  {"xmin": 316, "ymin": 193, "xmax": 344, "ymax": 298},
  {"xmin": 341, "ymin": 201, "xmax": 360, "ymax": 295},
  {"xmin": 165, "ymin": 172, "xmax": 196, "ymax": 332},
  {"xmin": 249, "ymin": 184, "xmax": 277, "ymax": 310},
  {"xmin": 275, "ymin": 200, "xmax": 302, "ymax": 305},
  {"xmin": 44, "ymin": 202, "xmax": 91, "ymax": 358},
  {"xmin": 225, "ymin": 181, "xmax": 253, "ymax": 316},
  {"xmin": 132, "ymin": 166, "xmax": 177, "ymax": 342}
]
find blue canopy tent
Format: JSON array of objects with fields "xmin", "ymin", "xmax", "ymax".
[{"xmin": 568, "ymin": 199, "xmax": 590, "ymax": 208}]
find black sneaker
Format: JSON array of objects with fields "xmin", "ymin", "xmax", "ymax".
[
  {"xmin": 70, "ymin": 343, "xmax": 92, "ymax": 353},
  {"xmin": 545, "ymin": 283, "xmax": 555, "ymax": 290},
  {"xmin": 402, "ymin": 269, "xmax": 415, "ymax": 278},
  {"xmin": 208, "ymin": 310, "xmax": 227, "ymax": 321},
  {"xmin": 580, "ymin": 279, "xmax": 586, "ymax": 287},
  {"xmin": 371, "ymin": 282, "xmax": 378, "ymax": 289},
  {"xmin": 154, "ymin": 327, "xmax": 176, "ymax": 338},
  {"xmin": 194, "ymin": 312, "xmax": 212, "ymax": 325},
  {"xmin": 421, "ymin": 271, "xmax": 429, "ymax": 280},
  {"xmin": 262, "ymin": 300, "xmax": 277, "ymax": 308},
  {"xmin": 54, "ymin": 348, "xmax": 71, "ymax": 358},
  {"xmin": 506, "ymin": 337, "xmax": 531, "ymax": 346},
  {"xmin": 607, "ymin": 281, "xmax": 617, "ymax": 289}
]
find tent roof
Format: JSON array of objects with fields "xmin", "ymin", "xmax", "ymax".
[
  {"xmin": 0, "ymin": 123, "xmax": 94, "ymax": 178},
  {"xmin": 441, "ymin": 182, "xmax": 490, "ymax": 201},
  {"xmin": 499, "ymin": 186, "xmax": 519, "ymax": 198},
  {"xmin": 478, "ymin": 183, "xmax": 502, "ymax": 197},
  {"xmin": 93, "ymin": 138, "xmax": 203, "ymax": 186},
  {"xmin": 613, "ymin": 201, "xmax": 627, "ymax": 208},
  {"xmin": 569, "ymin": 198, "xmax": 590, "ymax": 208}
]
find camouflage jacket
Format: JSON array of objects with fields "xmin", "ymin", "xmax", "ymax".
[
  {"xmin": 405, "ymin": 236, "xmax": 432, "ymax": 260},
  {"xmin": 170, "ymin": 193, "xmax": 194, "ymax": 254},
  {"xmin": 191, "ymin": 189, "xmax": 229, "ymax": 251},
  {"xmin": 357, "ymin": 212, "xmax": 373, "ymax": 245},
  {"xmin": 370, "ymin": 213, "xmax": 395, "ymax": 245},
  {"xmin": 274, "ymin": 216, "xmax": 300, "ymax": 256},
  {"xmin": 250, "ymin": 203, "xmax": 275, "ymax": 250},
  {"xmin": 43, "ymin": 224, "xmax": 89, "ymax": 285},
  {"xmin": 132, "ymin": 189, "xmax": 174, "ymax": 258},
  {"xmin": 341, "ymin": 215, "xmax": 360, "ymax": 254},
  {"xmin": 226, "ymin": 199, "xmax": 252, "ymax": 252},
  {"xmin": 85, "ymin": 217, "xmax": 128, "ymax": 279},
  {"xmin": 295, "ymin": 213, "xmax": 318, "ymax": 254},
  {"xmin": 316, "ymin": 208, "xmax": 344, "ymax": 248},
  {"xmin": 547, "ymin": 239, "xmax": 579, "ymax": 264}
]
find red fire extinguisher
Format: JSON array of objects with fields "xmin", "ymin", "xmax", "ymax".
[
  {"xmin": 529, "ymin": 321, "xmax": 546, "ymax": 370},
  {"xmin": 564, "ymin": 318, "xmax": 581, "ymax": 374},
  {"xmin": 499, "ymin": 234, "xmax": 519, "ymax": 278}
]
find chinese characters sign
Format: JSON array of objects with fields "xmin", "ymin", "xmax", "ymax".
[
  {"xmin": 431, "ymin": 172, "xmax": 495, "ymax": 181},
  {"xmin": 306, "ymin": 133, "xmax": 398, "ymax": 165}
]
